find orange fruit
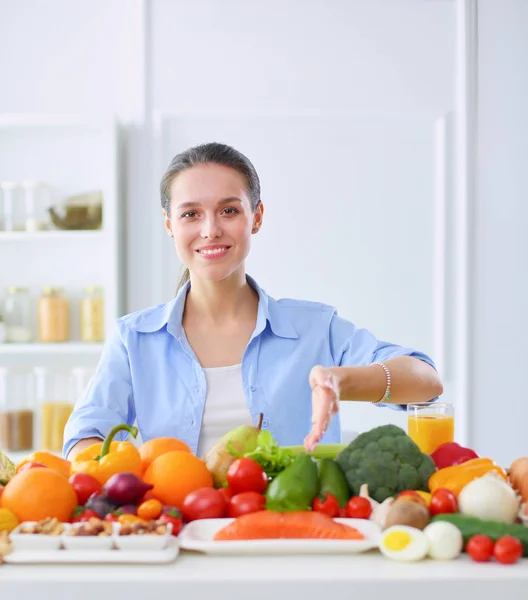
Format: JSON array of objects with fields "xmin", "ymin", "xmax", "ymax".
[
  {"xmin": 143, "ymin": 450, "xmax": 213, "ymax": 508},
  {"xmin": 1, "ymin": 468, "xmax": 77, "ymax": 523},
  {"xmin": 16, "ymin": 452, "xmax": 71, "ymax": 478},
  {"xmin": 139, "ymin": 437, "xmax": 192, "ymax": 474}
]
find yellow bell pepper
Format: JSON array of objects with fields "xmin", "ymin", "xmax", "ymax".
[
  {"xmin": 0, "ymin": 508, "xmax": 19, "ymax": 532},
  {"xmin": 71, "ymin": 424, "xmax": 142, "ymax": 485},
  {"xmin": 428, "ymin": 457, "xmax": 508, "ymax": 496}
]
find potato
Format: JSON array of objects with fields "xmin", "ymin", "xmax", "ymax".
[{"xmin": 384, "ymin": 498, "xmax": 430, "ymax": 531}]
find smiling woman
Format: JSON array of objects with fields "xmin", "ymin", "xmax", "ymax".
[{"xmin": 63, "ymin": 143, "xmax": 443, "ymax": 461}]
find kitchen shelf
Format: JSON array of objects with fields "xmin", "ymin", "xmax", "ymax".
[
  {"xmin": 0, "ymin": 230, "xmax": 104, "ymax": 241},
  {"xmin": 0, "ymin": 342, "xmax": 104, "ymax": 355}
]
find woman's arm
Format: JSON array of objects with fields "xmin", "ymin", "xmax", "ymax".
[
  {"xmin": 330, "ymin": 355, "xmax": 443, "ymax": 405},
  {"xmin": 66, "ymin": 437, "xmax": 103, "ymax": 462}
]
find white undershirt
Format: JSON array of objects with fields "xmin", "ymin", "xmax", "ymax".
[{"xmin": 196, "ymin": 364, "xmax": 253, "ymax": 458}]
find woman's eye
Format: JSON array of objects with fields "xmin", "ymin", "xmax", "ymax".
[
  {"xmin": 181, "ymin": 210, "xmax": 198, "ymax": 219},
  {"xmin": 222, "ymin": 207, "xmax": 239, "ymax": 215}
]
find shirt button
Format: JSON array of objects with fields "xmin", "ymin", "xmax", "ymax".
[
  {"xmin": 250, "ymin": 385, "xmax": 257, "ymax": 392},
  {"xmin": 262, "ymin": 419, "xmax": 269, "ymax": 428}
]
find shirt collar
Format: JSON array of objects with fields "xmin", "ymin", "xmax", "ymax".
[{"xmin": 133, "ymin": 275, "xmax": 298, "ymax": 340}]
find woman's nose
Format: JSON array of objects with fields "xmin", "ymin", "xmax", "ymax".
[{"xmin": 201, "ymin": 215, "xmax": 221, "ymax": 239}]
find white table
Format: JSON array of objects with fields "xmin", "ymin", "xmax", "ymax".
[{"xmin": 0, "ymin": 552, "xmax": 527, "ymax": 600}]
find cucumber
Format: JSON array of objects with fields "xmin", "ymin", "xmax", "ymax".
[
  {"xmin": 432, "ymin": 513, "xmax": 528, "ymax": 557},
  {"xmin": 281, "ymin": 444, "xmax": 347, "ymax": 459}
]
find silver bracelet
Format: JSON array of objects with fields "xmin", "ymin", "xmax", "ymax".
[{"xmin": 372, "ymin": 362, "xmax": 391, "ymax": 405}]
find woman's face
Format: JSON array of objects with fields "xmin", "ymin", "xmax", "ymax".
[{"xmin": 164, "ymin": 163, "xmax": 263, "ymax": 283}]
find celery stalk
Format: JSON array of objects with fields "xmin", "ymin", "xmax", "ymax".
[{"xmin": 281, "ymin": 444, "xmax": 347, "ymax": 459}]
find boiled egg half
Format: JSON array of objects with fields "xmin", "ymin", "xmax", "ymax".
[{"xmin": 379, "ymin": 525, "xmax": 429, "ymax": 562}]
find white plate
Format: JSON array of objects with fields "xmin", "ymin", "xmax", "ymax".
[
  {"xmin": 9, "ymin": 522, "xmax": 68, "ymax": 552},
  {"xmin": 113, "ymin": 525, "xmax": 173, "ymax": 552},
  {"xmin": 179, "ymin": 517, "xmax": 381, "ymax": 555},
  {"xmin": 61, "ymin": 521, "xmax": 116, "ymax": 550},
  {"xmin": 4, "ymin": 538, "xmax": 180, "ymax": 564}
]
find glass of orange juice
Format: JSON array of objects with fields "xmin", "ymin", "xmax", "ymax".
[{"xmin": 407, "ymin": 403, "xmax": 454, "ymax": 455}]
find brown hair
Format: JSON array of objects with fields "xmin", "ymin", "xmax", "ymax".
[{"xmin": 160, "ymin": 142, "xmax": 262, "ymax": 293}]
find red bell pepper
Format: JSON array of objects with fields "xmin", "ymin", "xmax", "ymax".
[{"xmin": 430, "ymin": 442, "xmax": 479, "ymax": 469}]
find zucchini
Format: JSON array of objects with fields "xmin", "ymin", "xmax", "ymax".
[{"xmin": 432, "ymin": 513, "xmax": 528, "ymax": 557}]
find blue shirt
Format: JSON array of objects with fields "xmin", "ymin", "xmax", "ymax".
[{"xmin": 63, "ymin": 276, "xmax": 437, "ymax": 457}]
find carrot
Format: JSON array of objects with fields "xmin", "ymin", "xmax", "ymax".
[{"xmin": 214, "ymin": 510, "xmax": 365, "ymax": 541}]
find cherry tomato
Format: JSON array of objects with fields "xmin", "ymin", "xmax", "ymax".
[
  {"xmin": 137, "ymin": 498, "xmax": 163, "ymax": 521},
  {"xmin": 227, "ymin": 492, "xmax": 266, "ymax": 518},
  {"xmin": 466, "ymin": 535, "xmax": 495, "ymax": 562},
  {"xmin": 429, "ymin": 488, "xmax": 458, "ymax": 516},
  {"xmin": 103, "ymin": 511, "xmax": 122, "ymax": 523},
  {"xmin": 218, "ymin": 487, "xmax": 234, "ymax": 504},
  {"xmin": 345, "ymin": 496, "xmax": 372, "ymax": 519},
  {"xmin": 226, "ymin": 458, "xmax": 268, "ymax": 495},
  {"xmin": 312, "ymin": 493, "xmax": 340, "ymax": 518},
  {"xmin": 159, "ymin": 509, "xmax": 183, "ymax": 536},
  {"xmin": 68, "ymin": 473, "xmax": 103, "ymax": 506},
  {"xmin": 70, "ymin": 507, "xmax": 101, "ymax": 523},
  {"xmin": 493, "ymin": 536, "xmax": 523, "ymax": 565},
  {"xmin": 181, "ymin": 487, "xmax": 227, "ymax": 521}
]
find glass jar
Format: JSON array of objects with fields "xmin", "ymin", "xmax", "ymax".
[
  {"xmin": 80, "ymin": 286, "xmax": 105, "ymax": 342},
  {"xmin": 0, "ymin": 182, "xmax": 24, "ymax": 232},
  {"xmin": 34, "ymin": 368, "xmax": 75, "ymax": 452},
  {"xmin": 0, "ymin": 367, "xmax": 35, "ymax": 452},
  {"xmin": 4, "ymin": 286, "xmax": 33, "ymax": 343},
  {"xmin": 38, "ymin": 287, "xmax": 69, "ymax": 343},
  {"xmin": 22, "ymin": 181, "xmax": 50, "ymax": 232}
]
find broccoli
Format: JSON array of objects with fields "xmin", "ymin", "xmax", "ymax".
[{"xmin": 336, "ymin": 424, "xmax": 436, "ymax": 502}]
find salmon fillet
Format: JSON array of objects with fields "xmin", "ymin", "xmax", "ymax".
[{"xmin": 213, "ymin": 510, "xmax": 365, "ymax": 541}]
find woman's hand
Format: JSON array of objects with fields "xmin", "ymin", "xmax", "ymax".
[{"xmin": 304, "ymin": 365, "xmax": 340, "ymax": 451}]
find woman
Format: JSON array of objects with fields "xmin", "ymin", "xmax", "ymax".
[{"xmin": 63, "ymin": 143, "xmax": 443, "ymax": 461}]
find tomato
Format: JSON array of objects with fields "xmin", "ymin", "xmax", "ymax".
[
  {"xmin": 466, "ymin": 535, "xmax": 495, "ymax": 562},
  {"xmin": 181, "ymin": 487, "xmax": 227, "ymax": 521},
  {"xmin": 227, "ymin": 491, "xmax": 266, "ymax": 518},
  {"xmin": 493, "ymin": 536, "xmax": 523, "ymax": 565},
  {"xmin": 312, "ymin": 493, "xmax": 340, "ymax": 518},
  {"xmin": 218, "ymin": 487, "xmax": 234, "ymax": 504},
  {"xmin": 159, "ymin": 509, "xmax": 183, "ymax": 536},
  {"xmin": 429, "ymin": 488, "xmax": 458, "ymax": 516},
  {"xmin": 345, "ymin": 496, "xmax": 372, "ymax": 519},
  {"xmin": 70, "ymin": 507, "xmax": 101, "ymax": 523},
  {"xmin": 337, "ymin": 507, "xmax": 348, "ymax": 518},
  {"xmin": 137, "ymin": 498, "xmax": 163, "ymax": 521},
  {"xmin": 103, "ymin": 511, "xmax": 122, "ymax": 523},
  {"xmin": 226, "ymin": 458, "xmax": 268, "ymax": 495},
  {"xmin": 68, "ymin": 473, "xmax": 103, "ymax": 506}
]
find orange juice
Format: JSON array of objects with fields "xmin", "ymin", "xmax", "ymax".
[{"xmin": 407, "ymin": 414, "xmax": 454, "ymax": 455}]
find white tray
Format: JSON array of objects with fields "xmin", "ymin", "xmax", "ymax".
[
  {"xmin": 4, "ymin": 537, "xmax": 180, "ymax": 564},
  {"xmin": 179, "ymin": 517, "xmax": 381, "ymax": 555}
]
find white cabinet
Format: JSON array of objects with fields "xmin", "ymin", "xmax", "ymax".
[{"xmin": 0, "ymin": 113, "xmax": 123, "ymax": 456}]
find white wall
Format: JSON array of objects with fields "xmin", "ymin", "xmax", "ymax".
[{"xmin": 473, "ymin": 0, "xmax": 528, "ymax": 465}]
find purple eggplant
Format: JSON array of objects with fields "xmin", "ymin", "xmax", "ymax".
[
  {"xmin": 85, "ymin": 492, "xmax": 118, "ymax": 518},
  {"xmin": 102, "ymin": 472, "xmax": 153, "ymax": 506}
]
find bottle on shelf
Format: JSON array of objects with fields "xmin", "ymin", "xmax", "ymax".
[
  {"xmin": 80, "ymin": 286, "xmax": 105, "ymax": 342},
  {"xmin": 38, "ymin": 286, "xmax": 69, "ymax": 343},
  {"xmin": 4, "ymin": 286, "xmax": 33, "ymax": 343},
  {"xmin": 34, "ymin": 366, "xmax": 92, "ymax": 453},
  {"xmin": 0, "ymin": 367, "xmax": 35, "ymax": 452}
]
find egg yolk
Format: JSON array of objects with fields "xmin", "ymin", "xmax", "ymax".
[{"xmin": 384, "ymin": 531, "xmax": 412, "ymax": 551}]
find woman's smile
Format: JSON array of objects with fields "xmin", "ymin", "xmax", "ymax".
[{"xmin": 195, "ymin": 244, "xmax": 232, "ymax": 260}]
